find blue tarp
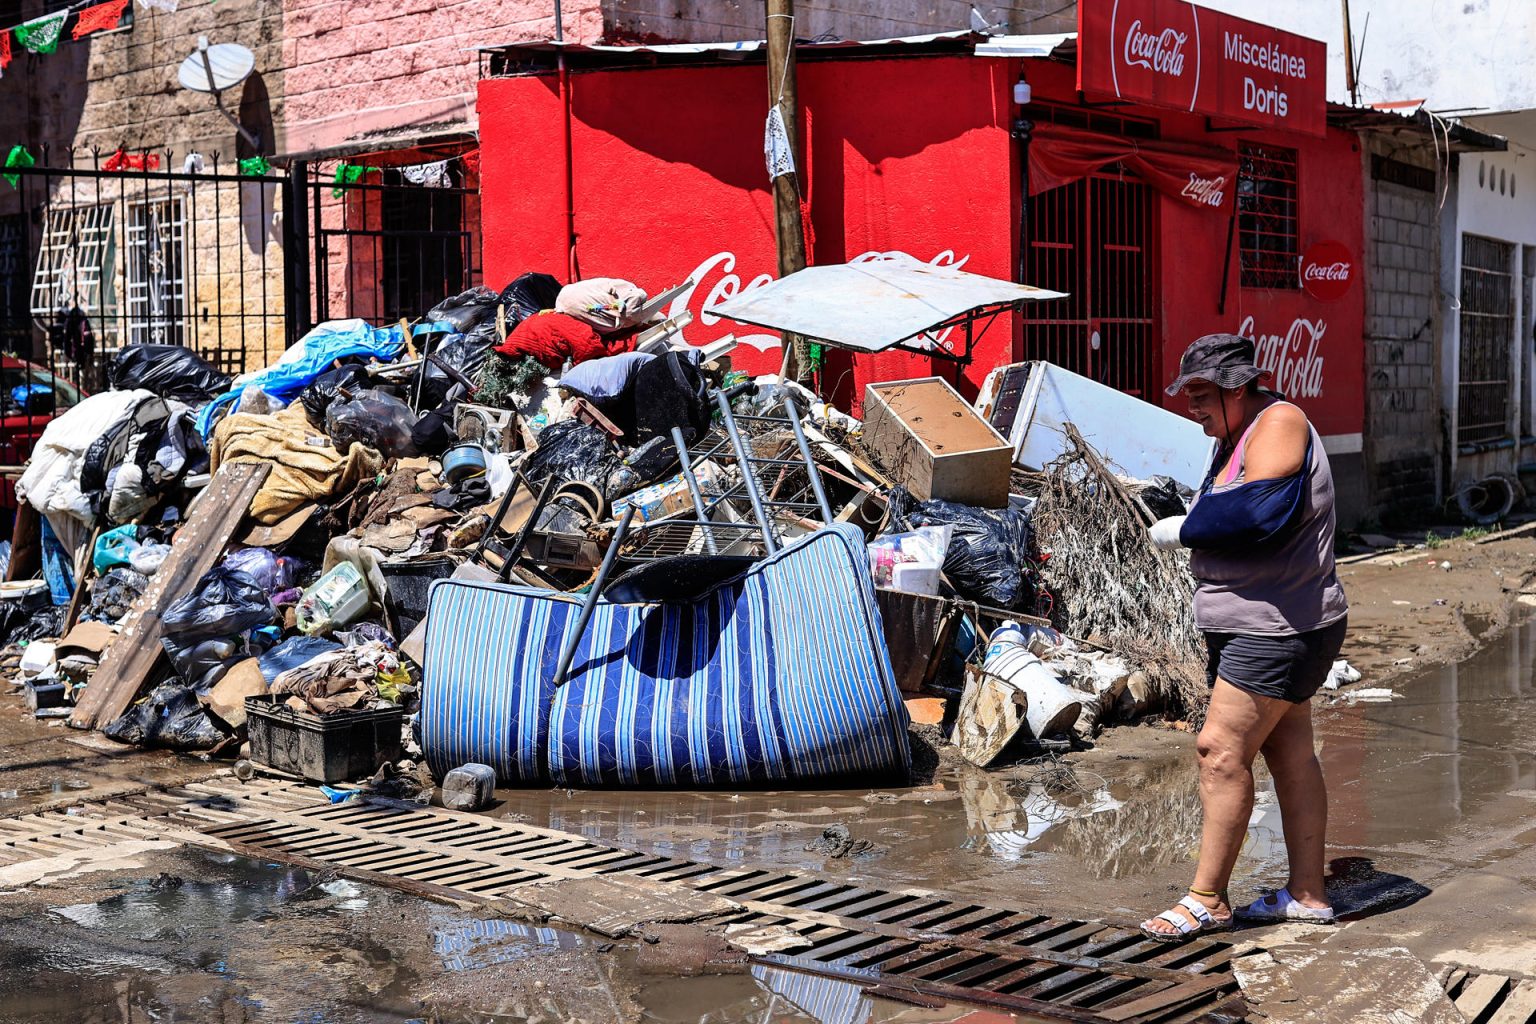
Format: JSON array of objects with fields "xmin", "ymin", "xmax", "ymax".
[{"xmin": 195, "ymin": 319, "xmax": 407, "ymax": 438}]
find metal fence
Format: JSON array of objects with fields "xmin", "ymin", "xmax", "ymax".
[{"xmin": 291, "ymin": 158, "xmax": 481, "ymax": 332}]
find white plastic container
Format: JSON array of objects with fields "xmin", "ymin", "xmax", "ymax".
[
  {"xmin": 984, "ymin": 623, "xmax": 1082, "ymax": 740},
  {"xmin": 296, "ymin": 562, "xmax": 371, "ymax": 636},
  {"xmin": 890, "ymin": 562, "xmax": 941, "ymax": 596},
  {"xmin": 441, "ymin": 763, "xmax": 496, "ymax": 811}
]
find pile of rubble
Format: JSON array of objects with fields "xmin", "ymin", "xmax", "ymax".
[{"xmin": 0, "ymin": 269, "xmax": 1211, "ymax": 794}]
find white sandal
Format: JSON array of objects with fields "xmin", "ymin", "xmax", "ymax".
[
  {"xmin": 1140, "ymin": 894, "xmax": 1233, "ymax": 943},
  {"xmin": 1235, "ymin": 886, "xmax": 1336, "ymax": 924}
]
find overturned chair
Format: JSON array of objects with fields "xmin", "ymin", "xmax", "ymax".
[{"xmin": 418, "ymin": 523, "xmax": 912, "ymax": 787}]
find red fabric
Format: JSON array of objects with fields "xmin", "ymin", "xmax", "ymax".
[
  {"xmin": 72, "ymin": 0, "xmax": 130, "ymax": 40},
  {"xmin": 0, "ymin": 31, "xmax": 12, "ymax": 70},
  {"xmin": 1028, "ymin": 123, "xmax": 1237, "ymax": 212},
  {"xmin": 494, "ymin": 311, "xmax": 635, "ymax": 371},
  {"xmin": 101, "ymin": 149, "xmax": 161, "ymax": 172}
]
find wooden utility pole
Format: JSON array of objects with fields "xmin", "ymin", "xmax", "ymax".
[{"xmin": 766, "ymin": 0, "xmax": 812, "ymax": 383}]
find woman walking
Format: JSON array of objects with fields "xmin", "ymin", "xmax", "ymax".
[{"xmin": 1140, "ymin": 333, "xmax": 1348, "ymax": 941}]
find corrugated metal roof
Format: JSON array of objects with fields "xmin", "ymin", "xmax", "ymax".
[
  {"xmin": 973, "ymin": 33, "xmax": 1077, "ymax": 58},
  {"xmin": 478, "ymin": 31, "xmax": 975, "ymax": 57},
  {"xmin": 706, "ymin": 256, "xmax": 1066, "ymax": 355}
]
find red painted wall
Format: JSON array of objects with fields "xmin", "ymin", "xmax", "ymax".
[
  {"xmin": 479, "ymin": 55, "xmax": 1019, "ymax": 407},
  {"xmin": 478, "ymin": 50, "xmax": 1364, "ymax": 437}
]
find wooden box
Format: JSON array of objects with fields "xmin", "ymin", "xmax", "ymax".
[{"xmin": 862, "ymin": 377, "xmax": 1012, "ymax": 508}]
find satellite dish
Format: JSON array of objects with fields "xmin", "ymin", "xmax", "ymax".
[
  {"xmin": 176, "ymin": 36, "xmax": 261, "ymax": 151},
  {"xmin": 177, "ymin": 37, "xmax": 255, "ymax": 93}
]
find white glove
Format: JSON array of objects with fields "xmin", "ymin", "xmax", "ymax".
[{"xmin": 1149, "ymin": 515, "xmax": 1187, "ymax": 551}]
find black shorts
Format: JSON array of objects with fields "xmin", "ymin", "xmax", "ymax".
[{"xmin": 1203, "ymin": 617, "xmax": 1348, "ymax": 704}]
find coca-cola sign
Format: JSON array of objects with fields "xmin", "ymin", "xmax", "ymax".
[
  {"xmin": 1298, "ymin": 240, "xmax": 1353, "ymax": 301},
  {"xmin": 1239, "ymin": 314, "xmax": 1326, "ymax": 400},
  {"xmin": 1080, "ymin": 0, "xmax": 1326, "ymax": 136},
  {"xmin": 1123, "ymin": 20, "xmax": 1189, "ymax": 77}
]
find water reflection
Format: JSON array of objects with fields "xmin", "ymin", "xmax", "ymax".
[{"xmin": 1320, "ymin": 618, "xmax": 1536, "ymax": 848}]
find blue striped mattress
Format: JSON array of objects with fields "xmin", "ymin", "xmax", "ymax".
[{"xmin": 418, "ymin": 524, "xmax": 911, "ymax": 787}]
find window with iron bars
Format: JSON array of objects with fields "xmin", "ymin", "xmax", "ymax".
[
  {"xmin": 1237, "ymin": 143, "xmax": 1299, "ymax": 289},
  {"xmin": 29, "ymin": 197, "xmax": 187, "ymax": 347}
]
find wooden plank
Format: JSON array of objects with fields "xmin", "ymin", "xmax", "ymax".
[
  {"xmin": 1457, "ymin": 974, "xmax": 1512, "ymax": 1020},
  {"xmin": 69, "ymin": 462, "xmax": 270, "ymax": 730},
  {"xmin": 5, "ymin": 500, "xmax": 40, "ymax": 582},
  {"xmin": 1488, "ymin": 979, "xmax": 1536, "ymax": 1024},
  {"xmin": 1097, "ymin": 972, "xmax": 1237, "ymax": 1021},
  {"xmin": 60, "ymin": 524, "xmax": 102, "ymax": 638}
]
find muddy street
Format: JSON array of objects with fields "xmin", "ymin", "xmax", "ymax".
[{"xmin": 5, "ymin": 536, "xmax": 1536, "ymax": 1022}]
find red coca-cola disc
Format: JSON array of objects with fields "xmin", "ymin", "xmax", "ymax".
[{"xmin": 1299, "ymin": 240, "xmax": 1353, "ymax": 301}]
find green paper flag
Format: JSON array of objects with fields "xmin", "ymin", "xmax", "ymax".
[
  {"xmin": 15, "ymin": 11, "xmax": 67, "ymax": 55},
  {"xmin": 4, "ymin": 145, "xmax": 34, "ymax": 189},
  {"xmin": 331, "ymin": 163, "xmax": 380, "ymax": 198},
  {"xmin": 238, "ymin": 156, "xmax": 271, "ymax": 177}
]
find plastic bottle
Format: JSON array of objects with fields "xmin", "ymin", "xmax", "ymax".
[{"xmin": 295, "ymin": 563, "xmax": 371, "ymax": 636}]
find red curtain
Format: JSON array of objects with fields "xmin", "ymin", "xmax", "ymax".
[{"xmin": 1028, "ymin": 123, "xmax": 1238, "ymax": 212}]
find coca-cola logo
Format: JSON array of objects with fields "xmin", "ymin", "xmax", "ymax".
[
  {"xmin": 1298, "ymin": 240, "xmax": 1353, "ymax": 301},
  {"xmin": 1181, "ymin": 172, "xmax": 1226, "ymax": 207},
  {"xmin": 672, "ymin": 249, "xmax": 973, "ymax": 356},
  {"xmin": 1108, "ymin": 0, "xmax": 1201, "ymax": 111},
  {"xmin": 1239, "ymin": 315, "xmax": 1326, "ymax": 399},
  {"xmin": 1124, "ymin": 20, "xmax": 1188, "ymax": 76}
]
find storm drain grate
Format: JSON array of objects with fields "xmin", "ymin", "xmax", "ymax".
[
  {"xmin": 103, "ymin": 778, "xmax": 1243, "ymax": 1024},
  {"xmin": 4, "ymin": 778, "xmax": 1246, "ymax": 1023},
  {"xmin": 1443, "ymin": 967, "xmax": 1536, "ymax": 1023}
]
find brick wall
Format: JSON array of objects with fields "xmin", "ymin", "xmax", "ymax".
[
  {"xmin": 280, "ymin": 0, "xmax": 604, "ymax": 156},
  {"xmin": 1364, "ymin": 137, "xmax": 1442, "ymax": 516}
]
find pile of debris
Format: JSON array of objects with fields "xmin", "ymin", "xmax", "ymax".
[{"xmin": 0, "ymin": 267, "xmax": 1212, "ymax": 794}]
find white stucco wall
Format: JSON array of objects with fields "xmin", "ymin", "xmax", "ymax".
[{"xmin": 1194, "ymin": 0, "xmax": 1536, "ymax": 115}]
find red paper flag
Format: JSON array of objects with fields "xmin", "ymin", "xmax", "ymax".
[{"xmin": 72, "ymin": 0, "xmax": 131, "ymax": 40}]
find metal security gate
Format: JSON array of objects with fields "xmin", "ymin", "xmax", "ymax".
[
  {"xmin": 1020, "ymin": 173, "xmax": 1157, "ymax": 399},
  {"xmin": 1458, "ymin": 233, "xmax": 1516, "ymax": 444},
  {"xmin": 297, "ymin": 159, "xmax": 480, "ymax": 330}
]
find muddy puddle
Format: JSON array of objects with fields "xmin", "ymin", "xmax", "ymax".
[
  {"xmin": 0, "ymin": 847, "xmax": 1022, "ymax": 1023},
  {"xmin": 483, "ymin": 619, "xmax": 1536, "ymax": 912}
]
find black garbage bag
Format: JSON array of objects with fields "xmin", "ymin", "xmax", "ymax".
[
  {"xmin": 522, "ymin": 419, "xmax": 635, "ymax": 500},
  {"xmin": 426, "ymin": 286, "xmax": 501, "ymax": 342},
  {"xmin": 326, "ymin": 389, "xmax": 419, "ymax": 458},
  {"xmin": 85, "ymin": 567, "xmax": 150, "ymax": 623},
  {"xmin": 0, "ymin": 586, "xmax": 55, "ymax": 646},
  {"xmin": 163, "ymin": 567, "xmax": 275, "ymax": 643},
  {"xmin": 103, "ymin": 682, "xmax": 226, "ymax": 750},
  {"xmin": 298, "ymin": 362, "xmax": 372, "ymax": 427},
  {"xmin": 109, "ymin": 344, "xmax": 233, "ymax": 403},
  {"xmin": 886, "ymin": 486, "xmax": 1039, "ymax": 611},
  {"xmin": 417, "ymin": 333, "xmax": 492, "ymax": 410},
  {"xmin": 1130, "ymin": 474, "xmax": 1193, "ymax": 521},
  {"xmin": 498, "ymin": 272, "xmax": 562, "ymax": 327},
  {"xmin": 622, "ymin": 349, "xmax": 713, "ymax": 448}
]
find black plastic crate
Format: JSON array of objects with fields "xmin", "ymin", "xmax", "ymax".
[{"xmin": 245, "ymin": 694, "xmax": 404, "ymax": 784}]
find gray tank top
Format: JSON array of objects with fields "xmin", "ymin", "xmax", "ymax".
[{"xmin": 1188, "ymin": 402, "xmax": 1349, "ymax": 636}]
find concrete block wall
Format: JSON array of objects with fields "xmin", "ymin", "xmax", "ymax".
[
  {"xmin": 1364, "ymin": 138, "xmax": 1442, "ymax": 517},
  {"xmin": 605, "ymin": 0, "xmax": 1076, "ymax": 44}
]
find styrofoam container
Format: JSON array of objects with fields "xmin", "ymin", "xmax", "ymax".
[{"xmin": 890, "ymin": 562, "xmax": 940, "ymax": 596}]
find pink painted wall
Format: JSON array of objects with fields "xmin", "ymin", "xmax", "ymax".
[{"xmin": 281, "ymin": 0, "xmax": 604, "ymax": 155}]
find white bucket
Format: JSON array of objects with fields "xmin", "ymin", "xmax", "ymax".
[{"xmin": 984, "ymin": 625, "xmax": 1083, "ymax": 740}]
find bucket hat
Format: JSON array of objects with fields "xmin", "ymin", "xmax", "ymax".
[{"xmin": 1165, "ymin": 333, "xmax": 1271, "ymax": 397}]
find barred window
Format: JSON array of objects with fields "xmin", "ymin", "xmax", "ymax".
[{"xmin": 1238, "ymin": 143, "xmax": 1299, "ymax": 289}]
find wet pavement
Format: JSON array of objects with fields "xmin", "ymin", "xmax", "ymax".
[
  {"xmin": 8, "ymin": 621, "xmax": 1536, "ymax": 1019},
  {"xmin": 0, "ymin": 846, "xmax": 1032, "ymax": 1023}
]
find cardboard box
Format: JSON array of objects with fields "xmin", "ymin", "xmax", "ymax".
[{"xmin": 862, "ymin": 377, "xmax": 1012, "ymax": 508}]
